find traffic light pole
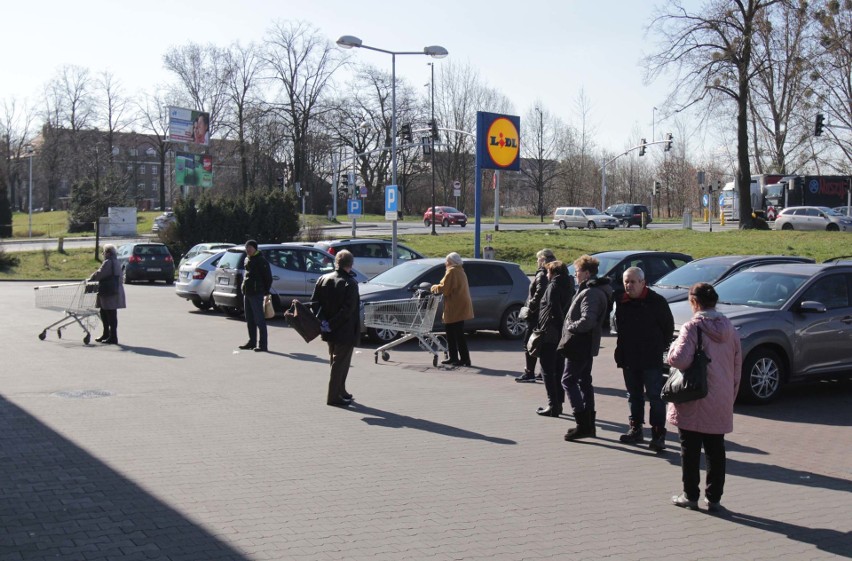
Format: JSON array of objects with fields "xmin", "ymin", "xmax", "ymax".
[{"xmin": 599, "ymin": 137, "xmax": 672, "ymax": 210}]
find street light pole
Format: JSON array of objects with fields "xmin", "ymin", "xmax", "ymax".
[
  {"xmin": 429, "ymin": 62, "xmax": 438, "ymax": 236},
  {"xmin": 26, "ymin": 145, "xmax": 34, "ymax": 238},
  {"xmin": 336, "ymin": 35, "xmax": 447, "ymax": 264}
]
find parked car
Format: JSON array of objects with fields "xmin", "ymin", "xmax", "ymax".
[
  {"xmin": 774, "ymin": 206, "xmax": 852, "ymax": 231},
  {"xmin": 175, "ymin": 250, "xmax": 228, "ymax": 311},
  {"xmin": 151, "ymin": 211, "xmax": 176, "ymax": 233},
  {"xmin": 423, "ymin": 206, "xmax": 467, "ymax": 227},
  {"xmin": 313, "ymin": 239, "xmax": 424, "ymax": 278},
  {"xmin": 211, "ymin": 244, "xmax": 368, "ymax": 317},
  {"xmin": 668, "ymin": 263, "xmax": 852, "ymax": 403},
  {"xmin": 604, "ymin": 203, "xmax": 653, "ymax": 227},
  {"xmin": 552, "ymin": 207, "xmax": 618, "ymax": 229},
  {"xmin": 832, "ymin": 206, "xmax": 852, "ymax": 217},
  {"xmin": 116, "ymin": 242, "xmax": 175, "ymax": 284},
  {"xmin": 359, "ymin": 258, "xmax": 530, "ymax": 342},
  {"xmin": 651, "ymin": 255, "xmax": 815, "ymax": 303},
  {"xmin": 178, "ymin": 242, "xmax": 235, "ymax": 270}
]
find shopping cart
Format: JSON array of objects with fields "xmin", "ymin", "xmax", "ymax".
[
  {"xmin": 364, "ymin": 290, "xmax": 448, "ymax": 366},
  {"xmin": 34, "ymin": 281, "xmax": 100, "ymax": 344}
]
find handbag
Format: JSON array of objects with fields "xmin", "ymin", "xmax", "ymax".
[
  {"xmin": 526, "ymin": 330, "xmax": 543, "ymax": 357},
  {"xmin": 661, "ymin": 327, "xmax": 710, "ymax": 403},
  {"xmin": 284, "ymin": 300, "xmax": 322, "ymax": 343},
  {"xmin": 263, "ymin": 296, "xmax": 275, "ymax": 319},
  {"xmin": 518, "ymin": 306, "xmax": 530, "ymax": 322},
  {"xmin": 98, "ymin": 260, "xmax": 119, "ymax": 296}
]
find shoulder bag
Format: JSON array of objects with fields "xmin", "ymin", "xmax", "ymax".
[
  {"xmin": 526, "ymin": 329, "xmax": 543, "ymax": 357},
  {"xmin": 661, "ymin": 326, "xmax": 710, "ymax": 403}
]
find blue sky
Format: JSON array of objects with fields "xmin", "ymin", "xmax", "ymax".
[{"xmin": 2, "ymin": 0, "xmax": 699, "ymax": 152}]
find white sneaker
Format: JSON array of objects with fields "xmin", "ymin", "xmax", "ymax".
[{"xmin": 671, "ymin": 494, "xmax": 699, "ymax": 510}]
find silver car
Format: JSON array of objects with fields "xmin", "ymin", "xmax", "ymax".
[
  {"xmin": 178, "ymin": 242, "xmax": 234, "ymax": 270},
  {"xmin": 774, "ymin": 206, "xmax": 852, "ymax": 231},
  {"xmin": 175, "ymin": 250, "xmax": 228, "ymax": 311},
  {"xmin": 552, "ymin": 207, "xmax": 618, "ymax": 229},
  {"xmin": 832, "ymin": 206, "xmax": 852, "ymax": 217},
  {"xmin": 313, "ymin": 239, "xmax": 424, "ymax": 278},
  {"xmin": 668, "ymin": 263, "xmax": 852, "ymax": 403}
]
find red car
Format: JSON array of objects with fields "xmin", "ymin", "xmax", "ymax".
[{"xmin": 423, "ymin": 206, "xmax": 467, "ymax": 227}]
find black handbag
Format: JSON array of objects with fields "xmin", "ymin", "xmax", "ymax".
[
  {"xmin": 284, "ymin": 300, "xmax": 322, "ymax": 343},
  {"xmin": 526, "ymin": 330, "xmax": 543, "ymax": 357},
  {"xmin": 661, "ymin": 327, "xmax": 710, "ymax": 403}
]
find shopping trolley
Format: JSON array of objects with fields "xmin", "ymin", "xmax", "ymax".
[
  {"xmin": 34, "ymin": 281, "xmax": 100, "ymax": 344},
  {"xmin": 364, "ymin": 290, "xmax": 448, "ymax": 366}
]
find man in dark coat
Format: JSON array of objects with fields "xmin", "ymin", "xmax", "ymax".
[
  {"xmin": 239, "ymin": 240, "xmax": 273, "ymax": 352},
  {"xmin": 310, "ymin": 249, "xmax": 360, "ymax": 407},
  {"xmin": 614, "ymin": 266, "xmax": 674, "ymax": 452},
  {"xmin": 516, "ymin": 248, "xmax": 556, "ymax": 383}
]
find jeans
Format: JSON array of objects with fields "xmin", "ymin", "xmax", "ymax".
[
  {"xmin": 445, "ymin": 321, "xmax": 470, "ymax": 363},
  {"xmin": 562, "ymin": 354, "xmax": 595, "ymax": 413},
  {"xmin": 622, "ymin": 366, "xmax": 666, "ymax": 427},
  {"xmin": 678, "ymin": 429, "xmax": 726, "ymax": 503},
  {"xmin": 244, "ymin": 293, "xmax": 267, "ymax": 349},
  {"xmin": 539, "ymin": 342, "xmax": 564, "ymax": 406}
]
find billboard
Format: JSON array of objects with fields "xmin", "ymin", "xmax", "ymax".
[
  {"xmin": 476, "ymin": 111, "xmax": 521, "ymax": 171},
  {"xmin": 168, "ymin": 106, "xmax": 210, "ymax": 146},
  {"xmin": 175, "ymin": 152, "xmax": 213, "ymax": 188}
]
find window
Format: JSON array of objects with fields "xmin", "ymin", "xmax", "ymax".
[
  {"xmin": 396, "ymin": 246, "xmax": 418, "ymax": 261},
  {"xmin": 302, "ymin": 250, "xmax": 335, "ymax": 274},
  {"xmin": 146, "ymin": 147, "xmax": 156, "ymax": 156},
  {"xmin": 801, "ymin": 275, "xmax": 850, "ymax": 310},
  {"xmin": 139, "ymin": 165, "xmax": 146, "ymax": 174},
  {"xmin": 127, "ymin": 164, "xmax": 133, "ymax": 172},
  {"xmin": 151, "ymin": 165, "xmax": 158, "ymax": 174},
  {"xmin": 129, "ymin": 148, "xmax": 138, "ymax": 157},
  {"xmin": 111, "ymin": 146, "xmax": 119, "ymax": 156},
  {"xmin": 464, "ymin": 264, "xmax": 512, "ymax": 287}
]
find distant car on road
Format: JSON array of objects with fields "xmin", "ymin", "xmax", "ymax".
[
  {"xmin": 423, "ymin": 206, "xmax": 467, "ymax": 228},
  {"xmin": 651, "ymin": 255, "xmax": 815, "ymax": 303},
  {"xmin": 604, "ymin": 203, "xmax": 653, "ymax": 228},
  {"xmin": 668, "ymin": 263, "xmax": 852, "ymax": 403},
  {"xmin": 552, "ymin": 207, "xmax": 618, "ymax": 229},
  {"xmin": 151, "ymin": 212, "xmax": 176, "ymax": 234},
  {"xmin": 313, "ymin": 239, "xmax": 424, "ymax": 278},
  {"xmin": 175, "ymin": 250, "xmax": 228, "ymax": 311},
  {"xmin": 832, "ymin": 206, "xmax": 852, "ymax": 217},
  {"xmin": 116, "ymin": 242, "xmax": 175, "ymax": 284},
  {"xmin": 774, "ymin": 206, "xmax": 852, "ymax": 231},
  {"xmin": 359, "ymin": 258, "xmax": 529, "ymax": 342}
]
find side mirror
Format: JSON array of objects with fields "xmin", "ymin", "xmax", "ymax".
[{"xmin": 797, "ymin": 300, "xmax": 827, "ymax": 314}]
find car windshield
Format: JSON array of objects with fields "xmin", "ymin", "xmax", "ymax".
[
  {"xmin": 654, "ymin": 262, "xmax": 730, "ymax": 288},
  {"xmin": 218, "ymin": 250, "xmax": 246, "ymax": 269},
  {"xmin": 368, "ymin": 261, "xmax": 437, "ymax": 287},
  {"xmin": 582, "ymin": 208, "xmax": 603, "ymax": 215},
  {"xmin": 713, "ymin": 270, "xmax": 808, "ymax": 309},
  {"xmin": 443, "ymin": 207, "xmax": 461, "ymax": 214},
  {"xmin": 134, "ymin": 245, "xmax": 169, "ymax": 255},
  {"xmin": 567, "ymin": 254, "xmax": 624, "ymax": 277},
  {"xmin": 186, "ymin": 251, "xmax": 217, "ymax": 266}
]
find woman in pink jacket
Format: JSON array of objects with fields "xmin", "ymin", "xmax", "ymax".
[{"xmin": 667, "ymin": 282, "xmax": 741, "ymax": 512}]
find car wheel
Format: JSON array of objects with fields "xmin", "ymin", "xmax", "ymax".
[
  {"xmin": 621, "ymin": 219, "xmax": 630, "ymax": 228},
  {"xmin": 739, "ymin": 348, "xmax": 785, "ymax": 404},
  {"xmin": 165, "ymin": 278, "xmax": 174, "ymax": 285},
  {"xmin": 558, "ymin": 221, "xmax": 567, "ymax": 229},
  {"xmin": 424, "ymin": 219, "xmax": 431, "ymax": 227},
  {"xmin": 122, "ymin": 267, "xmax": 131, "ymax": 285},
  {"xmin": 368, "ymin": 324, "xmax": 400, "ymax": 343},
  {"xmin": 499, "ymin": 305, "xmax": 525, "ymax": 339},
  {"xmin": 192, "ymin": 300, "xmax": 212, "ymax": 311},
  {"xmin": 460, "ymin": 222, "xmax": 467, "ymax": 227},
  {"xmin": 781, "ymin": 223, "xmax": 794, "ymax": 230},
  {"xmin": 827, "ymin": 223, "xmax": 839, "ymax": 231},
  {"xmin": 442, "ymin": 219, "xmax": 449, "ymax": 227},
  {"xmin": 224, "ymin": 306, "xmax": 243, "ymax": 318},
  {"xmin": 588, "ymin": 221, "xmax": 597, "ymax": 229}
]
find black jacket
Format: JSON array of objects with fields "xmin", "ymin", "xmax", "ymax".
[
  {"xmin": 242, "ymin": 252, "xmax": 272, "ymax": 296},
  {"xmin": 310, "ymin": 268, "xmax": 360, "ymax": 345},
  {"xmin": 526, "ymin": 266, "xmax": 550, "ymax": 322},
  {"xmin": 613, "ymin": 288, "xmax": 674, "ymax": 369},
  {"xmin": 536, "ymin": 272, "xmax": 574, "ymax": 343}
]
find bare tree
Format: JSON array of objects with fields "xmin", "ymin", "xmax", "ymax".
[
  {"xmin": 222, "ymin": 41, "xmax": 266, "ymax": 193},
  {"xmin": 97, "ymin": 70, "xmax": 132, "ymax": 164},
  {"xmin": 521, "ymin": 104, "xmax": 564, "ymax": 220},
  {"xmin": 136, "ymin": 91, "xmax": 174, "ymax": 210},
  {"xmin": 646, "ymin": 0, "xmax": 783, "ymax": 228},
  {"xmin": 1, "ymin": 98, "xmax": 36, "ymax": 212},
  {"xmin": 163, "ymin": 43, "xmax": 232, "ymax": 136}
]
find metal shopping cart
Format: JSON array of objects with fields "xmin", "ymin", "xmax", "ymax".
[
  {"xmin": 34, "ymin": 281, "xmax": 100, "ymax": 344},
  {"xmin": 363, "ymin": 289, "xmax": 448, "ymax": 366}
]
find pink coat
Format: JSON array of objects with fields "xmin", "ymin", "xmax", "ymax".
[{"xmin": 667, "ymin": 311, "xmax": 742, "ymax": 434}]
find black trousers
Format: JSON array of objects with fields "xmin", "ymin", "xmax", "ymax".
[
  {"xmin": 539, "ymin": 342, "xmax": 564, "ymax": 407},
  {"xmin": 444, "ymin": 321, "xmax": 470, "ymax": 363},
  {"xmin": 99, "ymin": 308, "xmax": 118, "ymax": 340},
  {"xmin": 678, "ymin": 428, "xmax": 726, "ymax": 503},
  {"xmin": 327, "ymin": 342, "xmax": 354, "ymax": 403},
  {"xmin": 562, "ymin": 354, "xmax": 595, "ymax": 413}
]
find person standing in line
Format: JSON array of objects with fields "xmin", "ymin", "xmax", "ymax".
[
  {"xmin": 238, "ymin": 240, "xmax": 272, "ymax": 352},
  {"xmin": 88, "ymin": 244, "xmax": 126, "ymax": 345},
  {"xmin": 669, "ymin": 282, "xmax": 741, "ymax": 512},
  {"xmin": 431, "ymin": 252, "xmax": 474, "ymax": 367},
  {"xmin": 310, "ymin": 249, "xmax": 361, "ymax": 407},
  {"xmin": 614, "ymin": 267, "xmax": 674, "ymax": 452},
  {"xmin": 534, "ymin": 260, "xmax": 574, "ymax": 417},
  {"xmin": 558, "ymin": 255, "xmax": 612, "ymax": 441},
  {"xmin": 516, "ymin": 248, "xmax": 556, "ymax": 383}
]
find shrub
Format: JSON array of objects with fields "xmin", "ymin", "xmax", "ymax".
[{"xmin": 0, "ymin": 247, "xmax": 20, "ymax": 272}]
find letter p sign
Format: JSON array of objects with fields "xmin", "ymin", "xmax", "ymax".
[{"xmin": 385, "ymin": 185, "xmax": 399, "ymax": 221}]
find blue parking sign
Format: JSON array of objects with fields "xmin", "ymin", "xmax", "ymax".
[
  {"xmin": 347, "ymin": 199, "xmax": 362, "ymax": 216},
  {"xmin": 385, "ymin": 185, "xmax": 398, "ymax": 220}
]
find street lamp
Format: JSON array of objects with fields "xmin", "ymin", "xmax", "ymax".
[
  {"xmin": 337, "ymin": 35, "xmax": 448, "ymax": 264},
  {"xmin": 428, "ymin": 62, "xmax": 438, "ymax": 236},
  {"xmin": 25, "ymin": 144, "xmax": 34, "ymax": 238}
]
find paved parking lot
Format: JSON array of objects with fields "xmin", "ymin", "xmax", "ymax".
[{"xmin": 1, "ymin": 281, "xmax": 850, "ymax": 560}]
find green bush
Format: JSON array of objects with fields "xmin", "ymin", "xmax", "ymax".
[{"xmin": 0, "ymin": 247, "xmax": 20, "ymax": 272}]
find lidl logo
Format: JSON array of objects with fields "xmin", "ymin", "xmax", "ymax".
[{"xmin": 486, "ymin": 117, "xmax": 520, "ymax": 168}]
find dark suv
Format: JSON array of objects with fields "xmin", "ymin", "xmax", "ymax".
[{"xmin": 604, "ymin": 203, "xmax": 653, "ymax": 228}]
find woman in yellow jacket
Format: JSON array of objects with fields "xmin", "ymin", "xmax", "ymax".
[{"xmin": 431, "ymin": 252, "xmax": 474, "ymax": 366}]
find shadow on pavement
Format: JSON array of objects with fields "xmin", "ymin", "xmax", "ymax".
[
  {"xmin": 720, "ymin": 511, "xmax": 852, "ymax": 558},
  {"xmin": 117, "ymin": 344, "xmax": 183, "ymax": 358},
  {"xmin": 735, "ymin": 380, "xmax": 852, "ymax": 426},
  {"xmin": 0, "ymin": 395, "xmax": 247, "ymax": 560},
  {"xmin": 346, "ymin": 403, "xmax": 516, "ymax": 445}
]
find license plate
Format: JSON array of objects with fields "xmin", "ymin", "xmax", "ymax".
[
  {"xmin": 148, "ymin": 268, "xmax": 162, "ymax": 272},
  {"xmin": 218, "ymin": 278, "xmax": 229, "ymax": 285}
]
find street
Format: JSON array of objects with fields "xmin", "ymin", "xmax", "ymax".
[{"xmin": 1, "ymin": 281, "xmax": 849, "ymax": 560}]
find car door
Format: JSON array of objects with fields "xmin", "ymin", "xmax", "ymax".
[
  {"xmin": 565, "ymin": 208, "xmax": 580, "ymax": 228},
  {"xmin": 264, "ymin": 247, "xmax": 308, "ymax": 300},
  {"xmin": 462, "ymin": 263, "xmax": 513, "ymax": 330},
  {"xmin": 792, "ymin": 273, "xmax": 852, "ymax": 377}
]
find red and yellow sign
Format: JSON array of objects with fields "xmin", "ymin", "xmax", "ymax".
[{"xmin": 477, "ymin": 112, "xmax": 520, "ymax": 171}]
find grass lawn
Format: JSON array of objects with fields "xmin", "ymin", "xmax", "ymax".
[{"xmin": 11, "ymin": 210, "xmax": 163, "ymax": 238}]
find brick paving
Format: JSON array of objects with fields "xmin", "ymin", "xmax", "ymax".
[{"xmin": 1, "ymin": 281, "xmax": 850, "ymax": 560}]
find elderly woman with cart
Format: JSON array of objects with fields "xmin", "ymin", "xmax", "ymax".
[{"xmin": 88, "ymin": 244, "xmax": 127, "ymax": 344}]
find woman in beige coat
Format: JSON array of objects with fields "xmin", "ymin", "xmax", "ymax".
[{"xmin": 431, "ymin": 252, "xmax": 474, "ymax": 366}]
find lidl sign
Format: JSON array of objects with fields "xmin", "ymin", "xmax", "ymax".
[{"xmin": 477, "ymin": 112, "xmax": 520, "ymax": 171}]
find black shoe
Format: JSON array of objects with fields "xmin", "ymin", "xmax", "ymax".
[
  {"xmin": 515, "ymin": 373, "xmax": 537, "ymax": 383},
  {"xmin": 649, "ymin": 427, "xmax": 667, "ymax": 453},
  {"xmin": 253, "ymin": 347, "xmax": 268, "ymax": 352},
  {"xmin": 537, "ymin": 405, "xmax": 562, "ymax": 417},
  {"xmin": 95, "ymin": 335, "xmax": 109, "ymax": 343},
  {"xmin": 238, "ymin": 342, "xmax": 256, "ymax": 350},
  {"xmin": 342, "ymin": 391, "xmax": 353, "ymax": 400},
  {"xmin": 104, "ymin": 338, "xmax": 118, "ymax": 345},
  {"xmin": 620, "ymin": 423, "xmax": 645, "ymax": 444},
  {"xmin": 441, "ymin": 358, "xmax": 458, "ymax": 365},
  {"xmin": 327, "ymin": 398, "xmax": 352, "ymax": 407}
]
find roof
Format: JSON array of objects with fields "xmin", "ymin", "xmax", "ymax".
[{"xmin": 591, "ymin": 250, "xmax": 690, "ymax": 258}]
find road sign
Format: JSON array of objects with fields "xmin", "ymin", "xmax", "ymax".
[
  {"xmin": 359, "ymin": 186, "xmax": 367, "ymax": 198},
  {"xmin": 719, "ymin": 193, "xmax": 725, "ymax": 206},
  {"xmin": 702, "ymin": 194, "xmax": 709, "ymax": 208},
  {"xmin": 385, "ymin": 185, "xmax": 399, "ymax": 221},
  {"xmin": 453, "ymin": 180, "xmax": 461, "ymax": 197},
  {"xmin": 347, "ymin": 199, "xmax": 362, "ymax": 216}
]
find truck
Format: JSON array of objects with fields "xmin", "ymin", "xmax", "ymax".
[{"xmin": 720, "ymin": 174, "xmax": 851, "ymax": 221}]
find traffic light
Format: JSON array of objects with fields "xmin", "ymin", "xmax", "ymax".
[
  {"xmin": 652, "ymin": 181, "xmax": 661, "ymax": 195},
  {"xmin": 276, "ymin": 176, "xmax": 285, "ymax": 188},
  {"xmin": 639, "ymin": 138, "xmax": 646, "ymax": 157},
  {"xmin": 340, "ymin": 174, "xmax": 349, "ymax": 187},
  {"xmin": 400, "ymin": 123, "xmax": 412, "ymax": 142},
  {"xmin": 664, "ymin": 132, "xmax": 673, "ymax": 152},
  {"xmin": 815, "ymin": 113, "xmax": 825, "ymax": 136},
  {"xmin": 429, "ymin": 119, "xmax": 439, "ymax": 140}
]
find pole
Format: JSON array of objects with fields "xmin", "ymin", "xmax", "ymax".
[
  {"xmin": 600, "ymin": 157, "xmax": 606, "ymax": 211},
  {"xmin": 27, "ymin": 150, "xmax": 33, "ymax": 238},
  {"xmin": 390, "ymin": 53, "xmax": 398, "ymax": 266},
  {"xmin": 352, "ymin": 133, "xmax": 358, "ymax": 238},
  {"xmin": 493, "ymin": 171, "xmax": 500, "ymax": 231},
  {"xmin": 652, "ymin": 106, "xmax": 656, "ymax": 145},
  {"xmin": 430, "ymin": 62, "xmax": 437, "ymax": 236}
]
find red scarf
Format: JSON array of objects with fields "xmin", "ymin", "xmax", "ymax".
[{"xmin": 620, "ymin": 286, "xmax": 649, "ymax": 303}]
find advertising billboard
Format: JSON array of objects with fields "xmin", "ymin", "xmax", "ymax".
[
  {"xmin": 476, "ymin": 111, "xmax": 521, "ymax": 171},
  {"xmin": 168, "ymin": 106, "xmax": 210, "ymax": 146},
  {"xmin": 175, "ymin": 152, "xmax": 213, "ymax": 188}
]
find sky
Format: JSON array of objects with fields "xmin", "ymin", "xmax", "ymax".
[{"xmin": 1, "ymin": 0, "xmax": 701, "ymax": 153}]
